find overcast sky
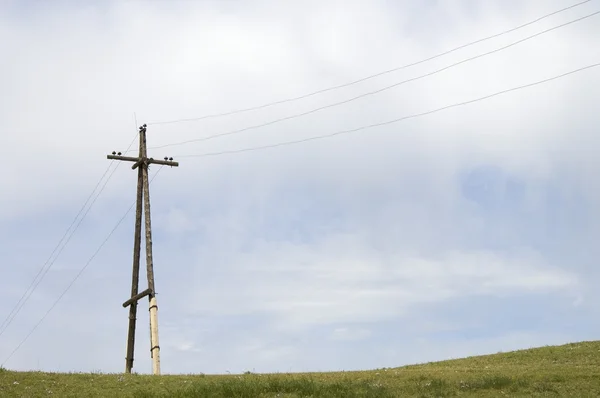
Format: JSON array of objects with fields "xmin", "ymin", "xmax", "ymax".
[{"xmin": 1, "ymin": 0, "xmax": 599, "ymax": 375}]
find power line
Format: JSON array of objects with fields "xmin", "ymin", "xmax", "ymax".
[
  {"xmin": 0, "ymin": 132, "xmax": 139, "ymax": 340},
  {"xmin": 0, "ymin": 161, "xmax": 121, "ymax": 339},
  {"xmin": 0, "ymin": 163, "xmax": 115, "ymax": 338},
  {"xmin": 174, "ymin": 62, "xmax": 600, "ymax": 159},
  {"xmin": 0, "ymin": 166, "xmax": 165, "ymax": 368},
  {"xmin": 146, "ymin": 0, "xmax": 593, "ymax": 126},
  {"xmin": 148, "ymin": 10, "xmax": 599, "ymax": 151}
]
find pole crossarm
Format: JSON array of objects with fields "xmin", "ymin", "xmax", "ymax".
[{"xmin": 107, "ymin": 155, "xmax": 179, "ymax": 169}]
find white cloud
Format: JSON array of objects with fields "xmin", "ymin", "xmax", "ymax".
[
  {"xmin": 177, "ymin": 229, "xmax": 578, "ymax": 334},
  {"xmin": 0, "ymin": 0, "xmax": 598, "ymax": 374}
]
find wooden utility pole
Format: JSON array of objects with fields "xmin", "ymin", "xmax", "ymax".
[
  {"xmin": 125, "ymin": 133, "xmax": 144, "ymax": 374},
  {"xmin": 108, "ymin": 123, "xmax": 179, "ymax": 375}
]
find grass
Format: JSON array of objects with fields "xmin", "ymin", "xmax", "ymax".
[{"xmin": 1, "ymin": 341, "xmax": 600, "ymax": 397}]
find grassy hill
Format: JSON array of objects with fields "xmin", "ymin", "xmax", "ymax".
[{"xmin": 1, "ymin": 341, "xmax": 599, "ymax": 397}]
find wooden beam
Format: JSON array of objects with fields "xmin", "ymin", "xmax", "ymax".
[
  {"xmin": 107, "ymin": 155, "xmax": 140, "ymax": 162},
  {"xmin": 140, "ymin": 130, "xmax": 162, "ymax": 374},
  {"xmin": 108, "ymin": 155, "xmax": 179, "ymax": 168},
  {"xmin": 148, "ymin": 158, "xmax": 179, "ymax": 167},
  {"xmin": 124, "ymin": 137, "xmax": 145, "ymax": 373},
  {"xmin": 122, "ymin": 288, "xmax": 152, "ymax": 308}
]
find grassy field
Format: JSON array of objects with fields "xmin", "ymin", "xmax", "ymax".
[{"xmin": 1, "ymin": 341, "xmax": 599, "ymax": 397}]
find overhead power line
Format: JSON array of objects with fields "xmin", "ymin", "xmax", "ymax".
[
  {"xmin": 0, "ymin": 162, "xmax": 116, "ymax": 339},
  {"xmin": 173, "ymin": 62, "xmax": 600, "ymax": 159},
  {"xmin": 147, "ymin": 10, "xmax": 600, "ymax": 151},
  {"xmin": 146, "ymin": 0, "xmax": 593, "ymax": 126},
  {"xmin": 0, "ymin": 132, "xmax": 139, "ymax": 340},
  {"xmin": 0, "ymin": 166, "xmax": 165, "ymax": 368}
]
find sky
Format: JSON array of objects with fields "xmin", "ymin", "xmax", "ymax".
[{"xmin": 0, "ymin": 0, "xmax": 599, "ymax": 375}]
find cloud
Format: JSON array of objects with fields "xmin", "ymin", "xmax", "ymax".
[
  {"xmin": 0, "ymin": 0, "xmax": 599, "ymax": 374},
  {"xmin": 182, "ymin": 234, "xmax": 578, "ymax": 330}
]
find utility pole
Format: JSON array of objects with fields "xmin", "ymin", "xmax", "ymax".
[
  {"xmin": 125, "ymin": 132, "xmax": 143, "ymax": 374},
  {"xmin": 108, "ymin": 124, "xmax": 179, "ymax": 375}
]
